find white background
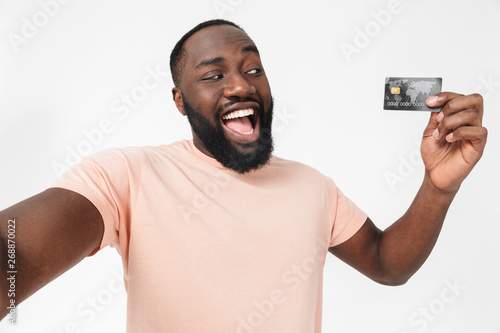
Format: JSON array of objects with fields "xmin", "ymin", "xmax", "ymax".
[{"xmin": 1, "ymin": 0, "xmax": 499, "ymax": 332}]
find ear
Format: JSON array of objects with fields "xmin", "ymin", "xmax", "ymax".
[{"xmin": 172, "ymin": 87, "xmax": 186, "ymax": 116}]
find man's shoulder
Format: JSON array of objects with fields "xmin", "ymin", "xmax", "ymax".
[
  {"xmin": 92, "ymin": 140, "xmax": 191, "ymax": 161},
  {"xmin": 72, "ymin": 141, "xmax": 192, "ymax": 176},
  {"xmin": 268, "ymin": 155, "xmax": 330, "ymax": 180}
]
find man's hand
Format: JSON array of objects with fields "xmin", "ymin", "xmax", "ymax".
[
  {"xmin": 330, "ymin": 91, "xmax": 488, "ymax": 285},
  {"xmin": 422, "ymin": 92, "xmax": 488, "ymax": 192}
]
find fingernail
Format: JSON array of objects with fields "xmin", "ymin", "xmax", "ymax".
[
  {"xmin": 433, "ymin": 128, "xmax": 439, "ymax": 139},
  {"xmin": 437, "ymin": 111, "xmax": 444, "ymax": 122},
  {"xmin": 427, "ymin": 95, "xmax": 438, "ymax": 105},
  {"xmin": 446, "ymin": 132, "xmax": 454, "ymax": 142}
]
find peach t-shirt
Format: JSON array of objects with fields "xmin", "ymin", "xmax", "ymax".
[{"xmin": 51, "ymin": 140, "xmax": 367, "ymax": 332}]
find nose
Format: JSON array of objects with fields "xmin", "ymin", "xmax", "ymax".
[{"xmin": 224, "ymin": 72, "xmax": 256, "ymax": 99}]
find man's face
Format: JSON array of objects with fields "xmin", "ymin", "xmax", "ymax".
[{"xmin": 173, "ymin": 25, "xmax": 274, "ymax": 173}]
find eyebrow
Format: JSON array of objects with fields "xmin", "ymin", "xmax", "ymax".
[
  {"xmin": 241, "ymin": 45, "xmax": 259, "ymax": 55},
  {"xmin": 195, "ymin": 57, "xmax": 225, "ymax": 69}
]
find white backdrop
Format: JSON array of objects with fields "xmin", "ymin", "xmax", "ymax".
[{"xmin": 1, "ymin": 0, "xmax": 499, "ymax": 332}]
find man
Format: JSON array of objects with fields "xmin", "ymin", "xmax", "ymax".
[{"xmin": 0, "ymin": 19, "xmax": 487, "ymax": 332}]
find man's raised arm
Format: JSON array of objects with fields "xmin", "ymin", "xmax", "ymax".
[
  {"xmin": 0, "ymin": 188, "xmax": 104, "ymax": 320},
  {"xmin": 329, "ymin": 92, "xmax": 488, "ymax": 286}
]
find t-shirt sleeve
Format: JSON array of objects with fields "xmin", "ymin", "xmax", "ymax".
[
  {"xmin": 327, "ymin": 177, "xmax": 368, "ymax": 248},
  {"xmin": 49, "ymin": 148, "xmax": 140, "ymax": 256}
]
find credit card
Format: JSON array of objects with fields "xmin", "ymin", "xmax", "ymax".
[{"xmin": 383, "ymin": 77, "xmax": 442, "ymax": 111}]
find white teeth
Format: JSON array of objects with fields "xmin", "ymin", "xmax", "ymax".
[
  {"xmin": 243, "ymin": 129, "xmax": 254, "ymax": 135},
  {"xmin": 222, "ymin": 108, "xmax": 254, "ymax": 120}
]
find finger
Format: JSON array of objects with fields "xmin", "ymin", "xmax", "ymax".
[
  {"xmin": 423, "ymin": 111, "xmax": 440, "ymax": 138},
  {"xmin": 445, "ymin": 126, "xmax": 488, "ymax": 150},
  {"xmin": 433, "ymin": 109, "xmax": 481, "ymax": 141},
  {"xmin": 439, "ymin": 94, "xmax": 484, "ymax": 120},
  {"xmin": 426, "ymin": 92, "xmax": 464, "ymax": 108}
]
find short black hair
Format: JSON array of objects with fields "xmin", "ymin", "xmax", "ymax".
[{"xmin": 169, "ymin": 19, "xmax": 244, "ymax": 87}]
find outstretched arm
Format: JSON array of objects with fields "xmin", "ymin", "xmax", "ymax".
[
  {"xmin": 329, "ymin": 92, "xmax": 488, "ymax": 286},
  {"xmin": 0, "ymin": 188, "xmax": 104, "ymax": 320}
]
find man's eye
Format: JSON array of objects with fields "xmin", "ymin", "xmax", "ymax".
[
  {"xmin": 202, "ymin": 74, "xmax": 223, "ymax": 81},
  {"xmin": 247, "ymin": 68, "xmax": 261, "ymax": 75}
]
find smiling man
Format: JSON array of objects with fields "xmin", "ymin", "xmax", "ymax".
[
  {"xmin": 171, "ymin": 20, "xmax": 275, "ymax": 173},
  {"xmin": 0, "ymin": 19, "xmax": 488, "ymax": 332}
]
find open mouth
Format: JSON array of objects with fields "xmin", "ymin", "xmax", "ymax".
[{"xmin": 221, "ymin": 107, "xmax": 260, "ymax": 143}]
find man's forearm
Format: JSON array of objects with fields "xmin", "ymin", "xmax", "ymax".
[
  {"xmin": 331, "ymin": 92, "xmax": 485, "ymax": 286},
  {"xmin": 378, "ymin": 171, "xmax": 457, "ymax": 284}
]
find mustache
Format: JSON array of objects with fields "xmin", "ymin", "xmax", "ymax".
[{"xmin": 216, "ymin": 97, "xmax": 262, "ymax": 118}]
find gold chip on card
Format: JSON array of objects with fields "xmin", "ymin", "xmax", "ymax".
[{"xmin": 391, "ymin": 87, "xmax": 400, "ymax": 94}]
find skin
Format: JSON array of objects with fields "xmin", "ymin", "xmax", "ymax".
[
  {"xmin": 172, "ymin": 25, "xmax": 273, "ymax": 156},
  {"xmin": 0, "ymin": 188, "xmax": 104, "ymax": 319},
  {"xmin": 171, "ymin": 26, "xmax": 488, "ymax": 285},
  {"xmin": 330, "ymin": 92, "xmax": 487, "ymax": 285},
  {"xmin": 0, "ymin": 24, "xmax": 488, "ymax": 320}
]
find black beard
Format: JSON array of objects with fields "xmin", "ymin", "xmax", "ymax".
[{"xmin": 182, "ymin": 94, "xmax": 274, "ymax": 174}]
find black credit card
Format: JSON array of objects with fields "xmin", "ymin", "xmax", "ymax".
[{"xmin": 384, "ymin": 77, "xmax": 442, "ymax": 111}]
